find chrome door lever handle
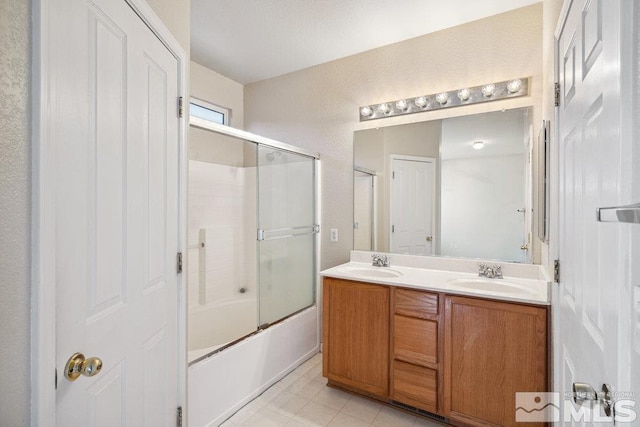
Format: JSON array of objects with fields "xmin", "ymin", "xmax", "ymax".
[{"xmin": 597, "ymin": 202, "xmax": 640, "ymax": 224}]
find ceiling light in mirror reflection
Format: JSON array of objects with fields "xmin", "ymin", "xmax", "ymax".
[{"xmin": 472, "ymin": 141, "xmax": 485, "ymax": 150}]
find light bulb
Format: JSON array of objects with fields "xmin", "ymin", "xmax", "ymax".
[
  {"xmin": 472, "ymin": 141, "xmax": 484, "ymax": 150},
  {"xmin": 507, "ymin": 79, "xmax": 523, "ymax": 94},
  {"xmin": 481, "ymin": 84, "xmax": 496, "ymax": 97},
  {"xmin": 360, "ymin": 106, "xmax": 373, "ymax": 117},
  {"xmin": 377, "ymin": 103, "xmax": 390, "ymax": 114},
  {"xmin": 436, "ymin": 92, "xmax": 449, "ymax": 105},
  {"xmin": 395, "ymin": 99, "xmax": 408, "ymax": 111},
  {"xmin": 414, "ymin": 96, "xmax": 428, "ymax": 108},
  {"xmin": 457, "ymin": 88, "xmax": 471, "ymax": 101}
]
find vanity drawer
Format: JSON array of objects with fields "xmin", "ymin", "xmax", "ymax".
[
  {"xmin": 395, "ymin": 288, "xmax": 438, "ymax": 318},
  {"xmin": 393, "ymin": 315, "xmax": 437, "ymax": 367},
  {"xmin": 392, "ymin": 360, "xmax": 438, "ymax": 413}
]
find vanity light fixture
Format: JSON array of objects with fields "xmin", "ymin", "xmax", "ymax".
[
  {"xmin": 435, "ymin": 92, "xmax": 450, "ymax": 105},
  {"xmin": 472, "ymin": 141, "xmax": 485, "ymax": 150},
  {"xmin": 481, "ymin": 84, "xmax": 496, "ymax": 97},
  {"xmin": 359, "ymin": 77, "xmax": 529, "ymax": 121},
  {"xmin": 414, "ymin": 96, "xmax": 428, "ymax": 108},
  {"xmin": 377, "ymin": 103, "xmax": 391, "ymax": 114},
  {"xmin": 360, "ymin": 106, "xmax": 373, "ymax": 117},
  {"xmin": 507, "ymin": 78, "xmax": 523, "ymax": 94},
  {"xmin": 457, "ymin": 88, "xmax": 471, "ymax": 101},
  {"xmin": 395, "ymin": 99, "xmax": 408, "ymax": 111}
]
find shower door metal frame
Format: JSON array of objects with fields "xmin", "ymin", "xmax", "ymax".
[
  {"xmin": 188, "ymin": 117, "xmax": 321, "ymax": 343},
  {"xmin": 190, "ymin": 117, "xmax": 320, "ymax": 160}
]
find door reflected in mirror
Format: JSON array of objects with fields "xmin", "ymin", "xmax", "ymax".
[{"xmin": 353, "ymin": 107, "xmax": 534, "ymax": 263}]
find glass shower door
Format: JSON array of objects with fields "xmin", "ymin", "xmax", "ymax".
[{"xmin": 257, "ymin": 145, "xmax": 317, "ymax": 327}]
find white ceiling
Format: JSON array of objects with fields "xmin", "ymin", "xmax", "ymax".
[{"xmin": 191, "ymin": 0, "xmax": 541, "ymax": 85}]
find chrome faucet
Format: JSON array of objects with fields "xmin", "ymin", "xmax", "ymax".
[
  {"xmin": 371, "ymin": 254, "xmax": 390, "ymax": 267},
  {"xmin": 478, "ymin": 263, "xmax": 503, "ymax": 279}
]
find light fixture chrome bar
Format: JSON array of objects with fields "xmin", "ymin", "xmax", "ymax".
[{"xmin": 359, "ymin": 77, "xmax": 529, "ymax": 121}]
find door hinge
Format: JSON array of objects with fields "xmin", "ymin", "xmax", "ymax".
[
  {"xmin": 392, "ymin": 171, "xmax": 395, "ymax": 179},
  {"xmin": 178, "ymin": 97, "xmax": 184, "ymax": 118},
  {"xmin": 55, "ymin": 368, "xmax": 58, "ymax": 390},
  {"xmin": 177, "ymin": 252, "xmax": 183, "ymax": 273},
  {"xmin": 392, "ymin": 225, "xmax": 395, "ymax": 233},
  {"xmin": 176, "ymin": 406, "xmax": 183, "ymax": 427},
  {"xmin": 554, "ymin": 82, "xmax": 560, "ymax": 107},
  {"xmin": 554, "ymin": 259, "xmax": 560, "ymax": 283}
]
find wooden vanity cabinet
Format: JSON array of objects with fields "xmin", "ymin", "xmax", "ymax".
[
  {"xmin": 390, "ymin": 288, "xmax": 442, "ymax": 414},
  {"xmin": 322, "ymin": 277, "xmax": 549, "ymax": 427},
  {"xmin": 443, "ymin": 296, "xmax": 548, "ymax": 427},
  {"xmin": 322, "ymin": 278, "xmax": 390, "ymax": 399}
]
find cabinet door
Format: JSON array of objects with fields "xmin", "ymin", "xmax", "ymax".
[
  {"xmin": 444, "ymin": 296, "xmax": 547, "ymax": 427},
  {"xmin": 323, "ymin": 278, "xmax": 389, "ymax": 398}
]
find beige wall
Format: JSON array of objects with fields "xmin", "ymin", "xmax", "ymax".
[
  {"xmin": 191, "ymin": 61, "xmax": 245, "ymax": 129},
  {"xmin": 0, "ymin": 0, "xmax": 31, "ymax": 424},
  {"xmin": 146, "ymin": 0, "xmax": 190, "ymax": 53},
  {"xmin": 245, "ymin": 4, "xmax": 544, "ymax": 269}
]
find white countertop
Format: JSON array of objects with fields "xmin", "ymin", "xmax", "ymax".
[{"xmin": 320, "ymin": 255, "xmax": 550, "ymax": 306}]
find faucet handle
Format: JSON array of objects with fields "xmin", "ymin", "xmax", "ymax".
[
  {"xmin": 478, "ymin": 263, "xmax": 486, "ymax": 274},
  {"xmin": 494, "ymin": 265, "xmax": 503, "ymax": 278}
]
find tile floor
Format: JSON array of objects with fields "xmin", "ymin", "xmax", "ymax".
[{"xmin": 221, "ymin": 353, "xmax": 446, "ymax": 427}]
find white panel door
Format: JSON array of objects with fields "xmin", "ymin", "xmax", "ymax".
[
  {"xmin": 51, "ymin": 0, "xmax": 180, "ymax": 425},
  {"xmin": 557, "ymin": 0, "xmax": 635, "ymax": 424},
  {"xmin": 390, "ymin": 157, "xmax": 435, "ymax": 255}
]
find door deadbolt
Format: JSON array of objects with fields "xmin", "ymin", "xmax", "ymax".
[{"xmin": 64, "ymin": 352, "xmax": 103, "ymax": 381}]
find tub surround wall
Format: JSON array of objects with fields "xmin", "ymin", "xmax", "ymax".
[
  {"xmin": 187, "ymin": 160, "xmax": 256, "ymax": 309},
  {"xmin": 245, "ymin": 4, "xmax": 544, "ymax": 269}
]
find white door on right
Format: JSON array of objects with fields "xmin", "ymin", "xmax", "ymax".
[
  {"xmin": 557, "ymin": 0, "xmax": 638, "ymax": 424},
  {"xmin": 390, "ymin": 157, "xmax": 435, "ymax": 255}
]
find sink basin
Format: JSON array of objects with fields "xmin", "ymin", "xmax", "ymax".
[
  {"xmin": 339, "ymin": 266, "xmax": 403, "ymax": 279},
  {"xmin": 447, "ymin": 278, "xmax": 537, "ymax": 296}
]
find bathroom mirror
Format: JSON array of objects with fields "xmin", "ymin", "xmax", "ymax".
[{"xmin": 353, "ymin": 107, "xmax": 534, "ymax": 263}]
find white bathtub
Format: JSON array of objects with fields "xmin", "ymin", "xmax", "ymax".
[
  {"xmin": 188, "ymin": 297, "xmax": 258, "ymax": 363},
  {"xmin": 188, "ymin": 305, "xmax": 319, "ymax": 427}
]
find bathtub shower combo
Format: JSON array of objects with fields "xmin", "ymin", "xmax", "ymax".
[{"xmin": 187, "ymin": 117, "xmax": 320, "ymax": 426}]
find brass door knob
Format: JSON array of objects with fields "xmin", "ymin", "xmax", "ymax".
[
  {"xmin": 426, "ymin": 236, "xmax": 433, "ymax": 242},
  {"xmin": 64, "ymin": 352, "xmax": 103, "ymax": 381}
]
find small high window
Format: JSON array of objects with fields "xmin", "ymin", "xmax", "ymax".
[{"xmin": 189, "ymin": 97, "xmax": 230, "ymax": 126}]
